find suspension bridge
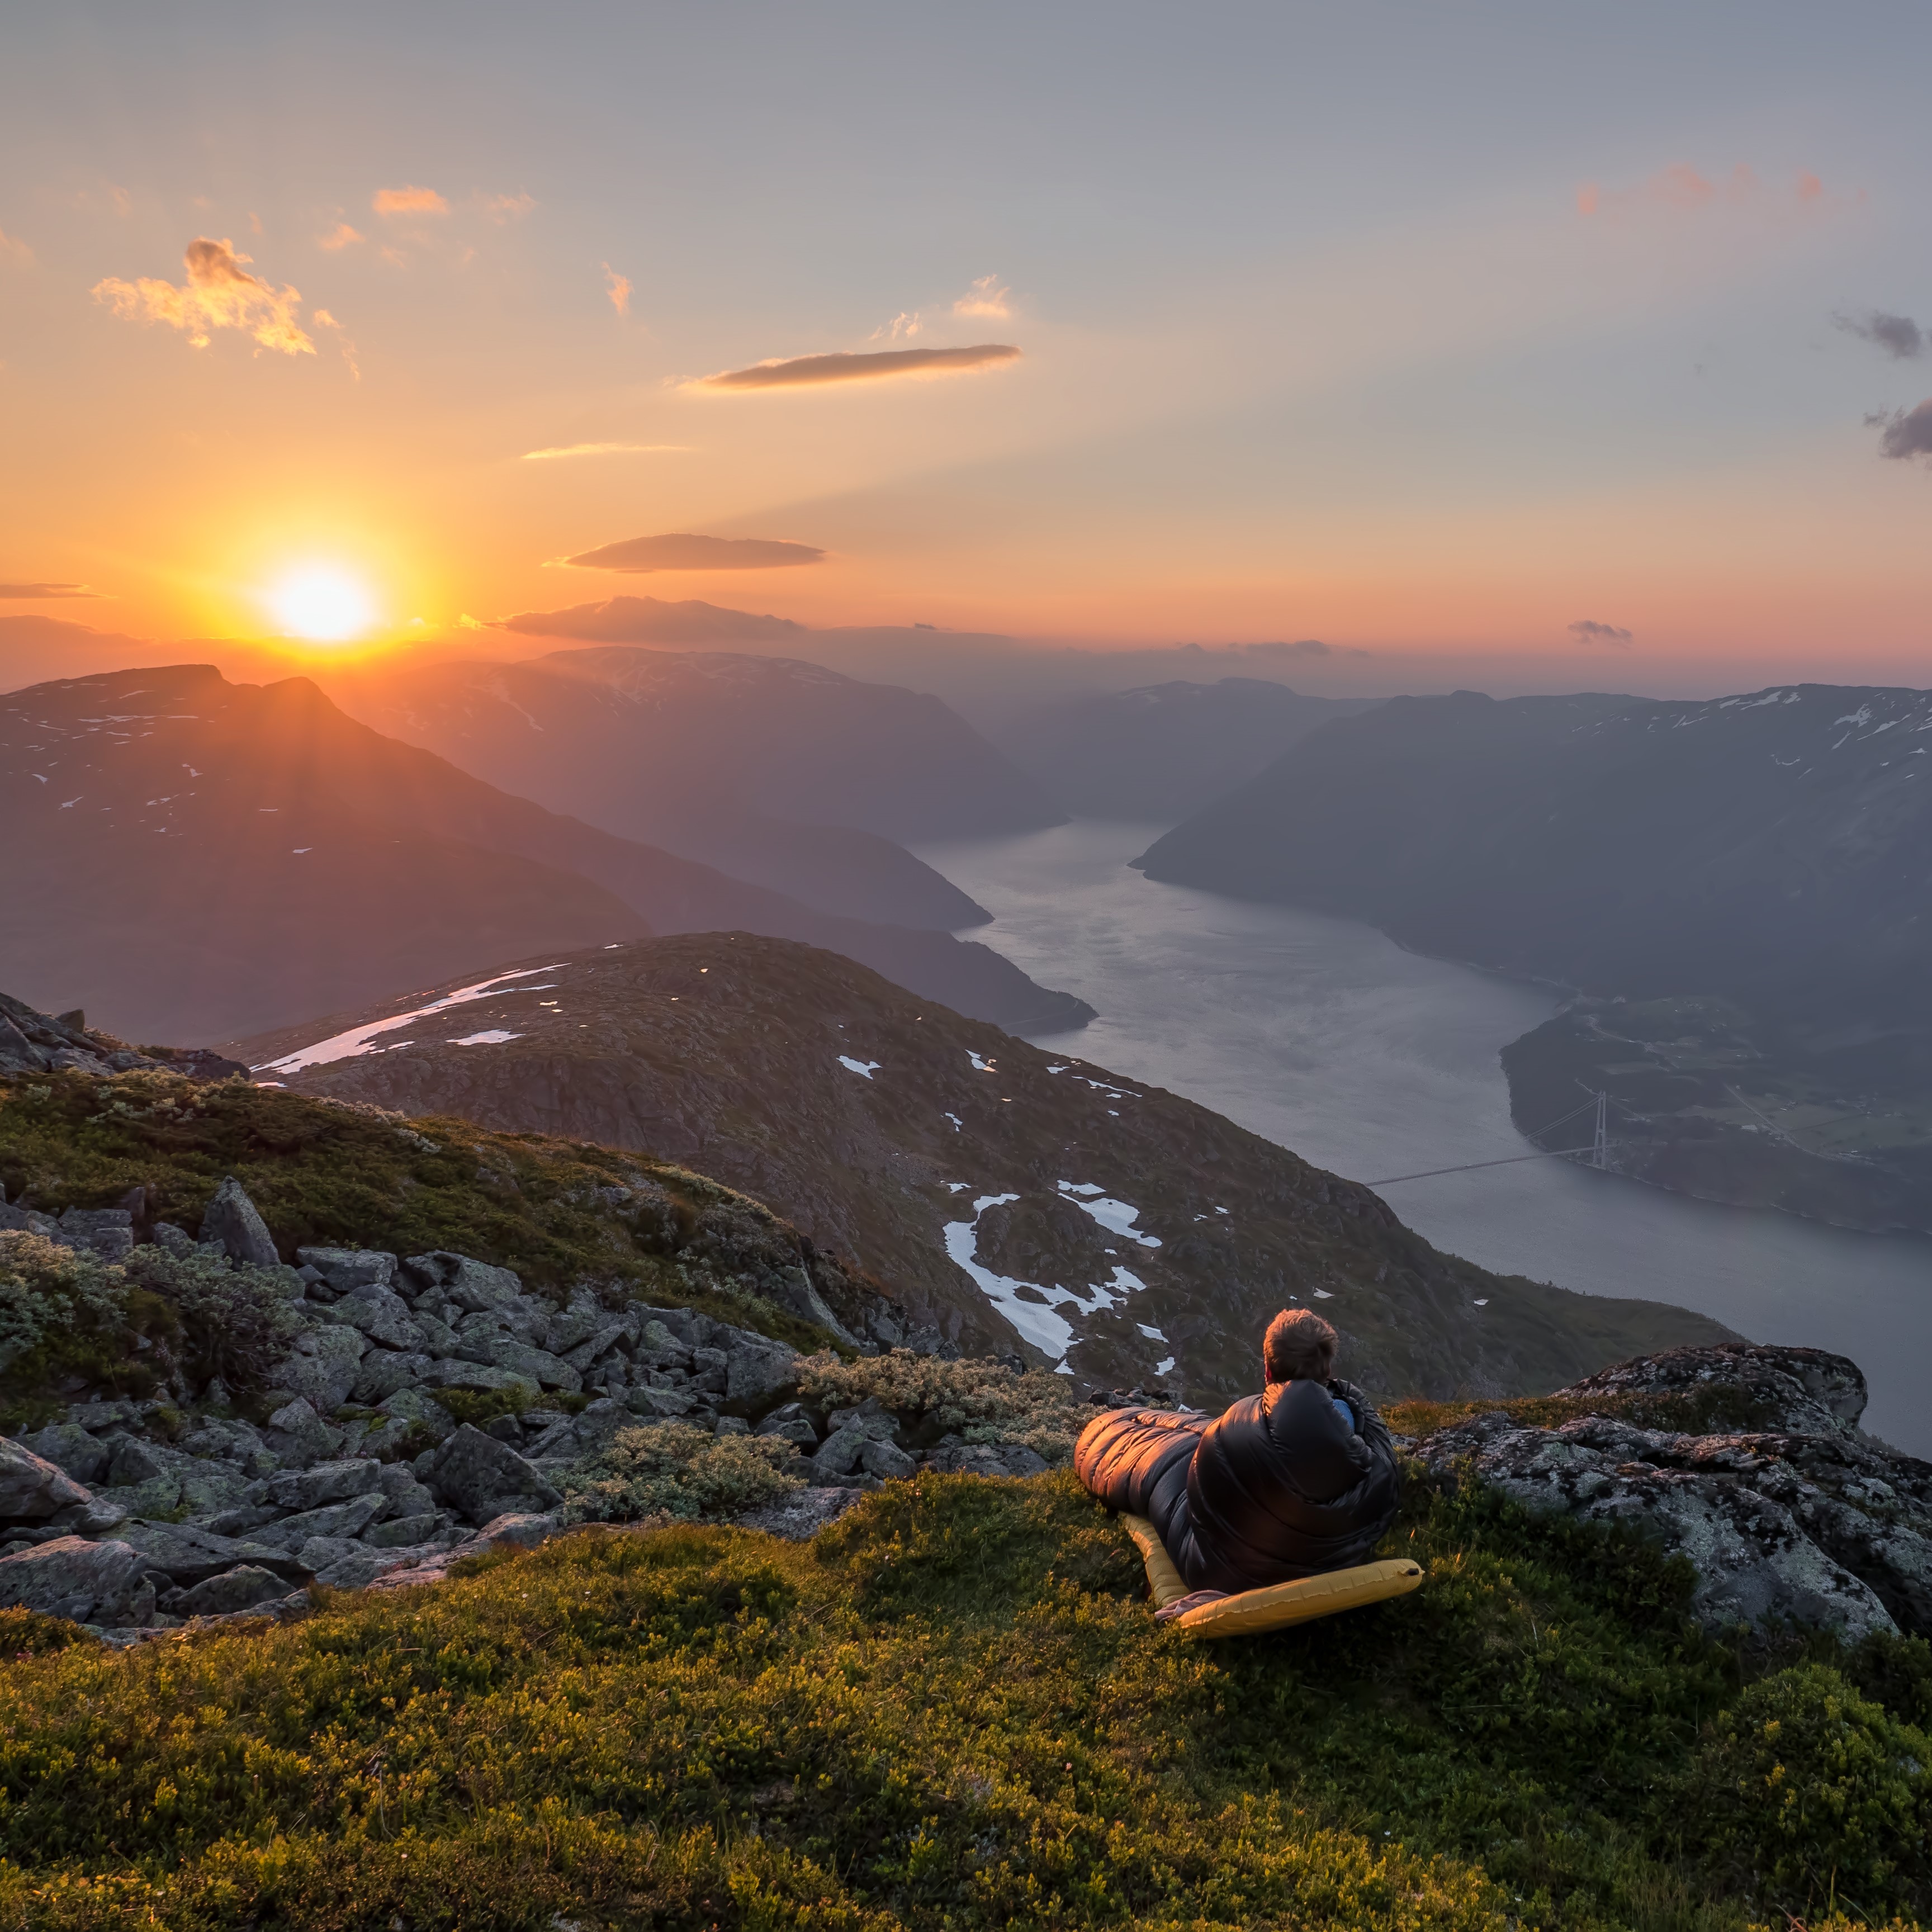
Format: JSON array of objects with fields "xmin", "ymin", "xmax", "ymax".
[{"xmin": 1365, "ymin": 1089, "xmax": 1614, "ymax": 1188}]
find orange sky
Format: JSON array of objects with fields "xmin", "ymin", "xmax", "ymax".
[{"xmin": 4, "ymin": 6, "xmax": 1931, "ymax": 697}]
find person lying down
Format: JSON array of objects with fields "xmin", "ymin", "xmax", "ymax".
[{"xmin": 1074, "ymin": 1308, "xmax": 1400, "ymax": 1621}]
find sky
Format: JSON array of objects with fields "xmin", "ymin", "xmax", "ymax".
[{"xmin": 4, "ymin": 1, "xmax": 1932, "ymax": 698}]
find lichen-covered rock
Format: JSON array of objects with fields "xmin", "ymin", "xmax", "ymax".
[
  {"xmin": 322, "ymin": 1286, "xmax": 424, "ymax": 1353},
  {"xmin": 0, "ymin": 1437, "xmax": 93, "ymax": 1519},
  {"xmin": 927, "ymin": 1439, "xmax": 1049, "ymax": 1479},
  {"xmin": 262, "ymin": 1395, "xmax": 345, "ymax": 1467},
  {"xmin": 18, "ymin": 1424, "xmax": 111, "ymax": 1487},
  {"xmin": 736, "ymin": 1486, "xmax": 864, "ymax": 1540},
  {"xmin": 266, "ymin": 1458, "xmax": 382, "ymax": 1513},
  {"xmin": 112, "ymin": 1520, "xmax": 308, "ymax": 1584},
  {"xmin": 363, "ymin": 1512, "xmax": 441, "ymax": 1547},
  {"xmin": 472, "ymin": 1512, "xmax": 557, "ymax": 1551},
  {"xmin": 723, "ymin": 1331, "xmax": 802, "ymax": 1410},
  {"xmin": 425, "ymin": 1424, "xmax": 563, "ymax": 1526},
  {"xmin": 270, "ymin": 1327, "xmax": 367, "ymax": 1413},
  {"xmin": 404, "ymin": 1253, "xmax": 525, "ymax": 1314},
  {"xmin": 352, "ymin": 1349, "xmax": 436, "ymax": 1405},
  {"xmin": 198, "ymin": 1176, "xmax": 280, "ymax": 1269},
  {"xmin": 1414, "ymin": 1346, "xmax": 1932, "ymax": 1643},
  {"xmin": 250, "ymin": 1493, "xmax": 386, "ymax": 1552},
  {"xmin": 161, "ymin": 1564, "xmax": 290, "ymax": 1617},
  {"xmin": 0, "ymin": 1535, "xmax": 154, "ymax": 1626},
  {"xmin": 295, "ymin": 1248, "xmax": 397, "ymax": 1295}
]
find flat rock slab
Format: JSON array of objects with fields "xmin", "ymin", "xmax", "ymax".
[
  {"xmin": 0, "ymin": 1437, "xmax": 93, "ymax": 1519},
  {"xmin": 0, "ymin": 1536, "xmax": 154, "ymax": 1626},
  {"xmin": 736, "ymin": 1487, "xmax": 866, "ymax": 1541},
  {"xmin": 114, "ymin": 1521, "xmax": 313, "ymax": 1585}
]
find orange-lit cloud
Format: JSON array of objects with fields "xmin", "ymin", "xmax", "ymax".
[
  {"xmin": 1569, "ymin": 619, "xmax": 1633, "ymax": 646},
  {"xmin": 689, "ymin": 342, "xmax": 1021, "ymax": 391},
  {"xmin": 317, "ymin": 221, "xmax": 363, "ymax": 251},
  {"xmin": 872, "ymin": 311, "xmax": 921, "ymax": 341},
  {"xmin": 603, "ymin": 263, "xmax": 631, "ymax": 316},
  {"xmin": 480, "ymin": 192, "xmax": 534, "ymax": 221},
  {"xmin": 312, "ymin": 307, "xmax": 359, "ymax": 378},
  {"xmin": 1577, "ymin": 162, "xmax": 1831, "ymax": 219},
  {"xmin": 0, "ymin": 583, "xmax": 100, "ymax": 599},
  {"xmin": 953, "ymin": 274, "xmax": 1011, "ymax": 319},
  {"xmin": 1, "ymin": 227, "xmax": 34, "ymax": 265},
  {"xmin": 519, "ymin": 442, "xmax": 690, "ymax": 460},
  {"xmin": 373, "ymin": 184, "xmax": 448, "ymax": 216},
  {"xmin": 92, "ymin": 236, "xmax": 316, "ymax": 355},
  {"xmin": 563, "ymin": 532, "xmax": 825, "ymax": 571}
]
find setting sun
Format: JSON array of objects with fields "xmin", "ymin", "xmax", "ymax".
[{"xmin": 267, "ymin": 565, "xmax": 376, "ymax": 642}]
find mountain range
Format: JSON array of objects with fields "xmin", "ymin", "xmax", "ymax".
[
  {"xmin": 0, "ymin": 665, "xmax": 1090, "ymax": 1045},
  {"xmin": 235, "ymin": 931, "xmax": 1731, "ymax": 1401},
  {"xmin": 326, "ymin": 646, "xmax": 1059, "ymax": 928},
  {"xmin": 1139, "ymin": 683, "xmax": 1932, "ymax": 1229}
]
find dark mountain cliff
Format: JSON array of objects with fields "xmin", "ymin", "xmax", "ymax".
[
  {"xmin": 238, "ymin": 932, "xmax": 1732, "ymax": 1403},
  {"xmin": 0, "ymin": 667, "xmax": 1091, "ymax": 1045},
  {"xmin": 998, "ymin": 678, "xmax": 1377, "ymax": 821}
]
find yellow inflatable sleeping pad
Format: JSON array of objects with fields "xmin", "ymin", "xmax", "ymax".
[{"xmin": 1120, "ymin": 1513, "xmax": 1423, "ymax": 1636}]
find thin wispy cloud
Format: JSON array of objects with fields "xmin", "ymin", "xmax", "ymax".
[
  {"xmin": 689, "ymin": 342, "xmax": 1021, "ymax": 391},
  {"xmin": 563, "ymin": 533, "xmax": 825, "ymax": 572},
  {"xmin": 953, "ymin": 274, "xmax": 1011, "ymax": 319},
  {"xmin": 1569, "ymin": 619, "xmax": 1633, "ymax": 646},
  {"xmin": 0, "ymin": 227, "xmax": 34, "ymax": 266},
  {"xmin": 872, "ymin": 311, "xmax": 921, "ymax": 342},
  {"xmin": 373, "ymin": 184, "xmax": 448, "ymax": 216},
  {"xmin": 519, "ymin": 442, "xmax": 691, "ymax": 461},
  {"xmin": 603, "ymin": 264, "xmax": 631, "ymax": 316},
  {"xmin": 92, "ymin": 236, "xmax": 315, "ymax": 355},
  {"xmin": 479, "ymin": 192, "xmax": 534, "ymax": 222},
  {"xmin": 1576, "ymin": 163, "xmax": 1834, "ymax": 219},
  {"xmin": 0, "ymin": 583, "xmax": 100, "ymax": 599},
  {"xmin": 1870, "ymin": 401, "xmax": 1932, "ymax": 461},
  {"xmin": 316, "ymin": 221, "xmax": 363, "ymax": 252},
  {"xmin": 1836, "ymin": 309, "xmax": 1924, "ymax": 359}
]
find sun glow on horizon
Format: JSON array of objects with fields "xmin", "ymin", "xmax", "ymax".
[{"xmin": 266, "ymin": 564, "xmax": 377, "ymax": 642}]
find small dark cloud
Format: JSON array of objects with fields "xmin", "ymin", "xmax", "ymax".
[
  {"xmin": 1836, "ymin": 309, "xmax": 1924, "ymax": 359},
  {"xmin": 1871, "ymin": 400, "xmax": 1932, "ymax": 461},
  {"xmin": 1569, "ymin": 619, "xmax": 1633, "ymax": 647},
  {"xmin": 691, "ymin": 343, "xmax": 1021, "ymax": 391},
  {"xmin": 0, "ymin": 582, "xmax": 101, "ymax": 599},
  {"xmin": 495, "ymin": 595, "xmax": 808, "ymax": 642},
  {"xmin": 562, "ymin": 533, "xmax": 825, "ymax": 573},
  {"xmin": 1177, "ymin": 637, "xmax": 1370, "ymax": 661}
]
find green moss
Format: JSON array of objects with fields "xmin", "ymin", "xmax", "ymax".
[
  {"xmin": 0, "ymin": 1070, "xmax": 835, "ymax": 1356},
  {"xmin": 0, "ymin": 1470, "xmax": 1926, "ymax": 1929}
]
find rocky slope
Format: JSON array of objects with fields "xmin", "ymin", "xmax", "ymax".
[
  {"xmin": 998, "ymin": 678, "xmax": 1376, "ymax": 821},
  {"xmin": 1139, "ymin": 683, "xmax": 1932, "ymax": 1227},
  {"xmin": 236, "ymin": 935, "xmax": 1733, "ymax": 1403},
  {"xmin": 0, "ymin": 664, "xmax": 1089, "ymax": 1043}
]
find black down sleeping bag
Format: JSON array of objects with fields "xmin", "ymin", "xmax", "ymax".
[{"xmin": 1075, "ymin": 1377, "xmax": 1400, "ymax": 1594}]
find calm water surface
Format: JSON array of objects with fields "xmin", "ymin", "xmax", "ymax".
[{"xmin": 920, "ymin": 821, "xmax": 1930, "ymax": 1456}]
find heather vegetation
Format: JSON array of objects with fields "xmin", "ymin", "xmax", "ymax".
[{"xmin": 0, "ymin": 1466, "xmax": 1926, "ymax": 1930}]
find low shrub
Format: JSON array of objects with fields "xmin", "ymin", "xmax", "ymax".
[
  {"xmin": 435, "ymin": 1384, "xmax": 539, "ymax": 1429},
  {"xmin": 1690, "ymin": 1663, "xmax": 1932, "ymax": 1912},
  {"xmin": 557, "ymin": 1420, "xmax": 804, "ymax": 1524},
  {"xmin": 121, "ymin": 1245, "xmax": 306, "ymax": 1396},
  {"xmin": 799, "ymin": 1348, "xmax": 1085, "ymax": 1464},
  {"xmin": 0, "ymin": 1232, "xmax": 170, "ymax": 1407}
]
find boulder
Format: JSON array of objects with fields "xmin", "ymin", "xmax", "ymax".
[
  {"xmin": 468, "ymin": 1337, "xmax": 580, "ymax": 1392},
  {"xmin": 827, "ymin": 1398, "xmax": 902, "ymax": 1442},
  {"xmin": 927, "ymin": 1441, "xmax": 1049, "ymax": 1479},
  {"xmin": 266, "ymin": 1457, "xmax": 383, "ymax": 1513},
  {"xmin": 723, "ymin": 1332, "xmax": 803, "ymax": 1411},
  {"xmin": 48, "ymin": 1498, "xmax": 128, "ymax": 1535},
  {"xmin": 323, "ymin": 1287, "xmax": 424, "ymax": 1353},
  {"xmin": 524, "ymin": 1398, "xmax": 631, "ymax": 1462},
  {"xmin": 162, "ymin": 1565, "xmax": 290, "ymax": 1617},
  {"xmin": 425, "ymin": 1425, "xmax": 563, "ymax": 1527},
  {"xmin": 363, "ymin": 1512, "xmax": 441, "ymax": 1548},
  {"xmin": 426, "ymin": 1360, "xmax": 538, "ymax": 1397},
  {"xmin": 404, "ymin": 1253, "xmax": 526, "ymax": 1314},
  {"xmin": 0, "ymin": 1436, "xmax": 96, "ymax": 1516},
  {"xmin": 0, "ymin": 1535, "xmax": 154, "ymax": 1626},
  {"xmin": 624, "ymin": 1386, "xmax": 695, "ymax": 1419},
  {"xmin": 472, "ymin": 1512, "xmax": 558, "ymax": 1551},
  {"xmin": 295, "ymin": 1248, "xmax": 397, "ymax": 1295},
  {"xmin": 543, "ymin": 1293, "xmax": 611, "ymax": 1356},
  {"xmin": 54, "ymin": 1206, "xmax": 134, "ymax": 1262},
  {"xmin": 376, "ymin": 1465, "xmax": 439, "ymax": 1515},
  {"xmin": 810, "ymin": 1426, "xmax": 869, "ymax": 1480},
  {"xmin": 262, "ymin": 1396, "xmax": 345, "ymax": 1467},
  {"xmin": 755, "ymin": 1403, "xmax": 820, "ymax": 1450},
  {"xmin": 198, "ymin": 1176, "xmax": 280, "ymax": 1269},
  {"xmin": 1412, "ymin": 1346, "xmax": 1932, "ymax": 1644},
  {"xmin": 352, "ymin": 1349, "xmax": 436, "ymax": 1405},
  {"xmin": 861, "ymin": 1439, "xmax": 917, "ymax": 1481},
  {"xmin": 106, "ymin": 1437, "xmax": 172, "ymax": 1487},
  {"xmin": 375, "ymin": 1387, "xmax": 456, "ymax": 1445},
  {"xmin": 736, "ymin": 1486, "xmax": 865, "ymax": 1541},
  {"xmin": 271, "ymin": 1327, "xmax": 367, "ymax": 1414},
  {"xmin": 561, "ymin": 1321, "xmax": 633, "ymax": 1374},
  {"xmin": 112, "ymin": 1520, "xmax": 309, "ymax": 1585},
  {"xmin": 250, "ymin": 1493, "xmax": 386, "ymax": 1552}
]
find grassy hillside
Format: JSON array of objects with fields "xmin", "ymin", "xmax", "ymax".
[{"xmin": 1, "ymin": 1466, "xmax": 1926, "ymax": 1930}]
